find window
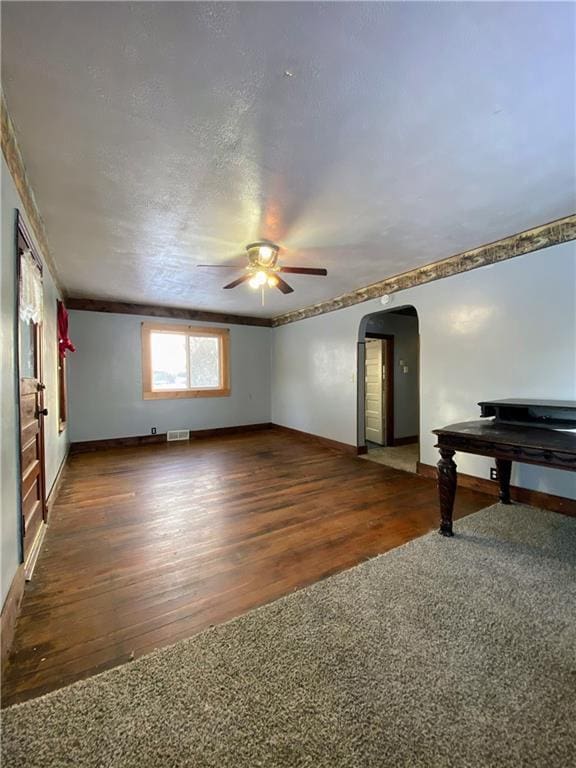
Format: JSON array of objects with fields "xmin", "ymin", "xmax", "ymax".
[
  {"xmin": 58, "ymin": 356, "xmax": 67, "ymax": 431},
  {"xmin": 56, "ymin": 300, "xmax": 69, "ymax": 433},
  {"xmin": 141, "ymin": 323, "xmax": 230, "ymax": 400}
]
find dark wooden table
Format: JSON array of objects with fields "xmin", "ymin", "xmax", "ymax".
[{"xmin": 433, "ymin": 420, "xmax": 576, "ymax": 536}]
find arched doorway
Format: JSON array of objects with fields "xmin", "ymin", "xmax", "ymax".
[{"xmin": 357, "ymin": 306, "xmax": 420, "ymax": 473}]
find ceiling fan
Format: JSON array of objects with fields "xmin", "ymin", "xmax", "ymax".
[{"xmin": 197, "ymin": 241, "xmax": 327, "ymax": 294}]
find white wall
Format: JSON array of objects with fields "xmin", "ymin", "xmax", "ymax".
[
  {"xmin": 1, "ymin": 155, "xmax": 68, "ymax": 607},
  {"xmin": 68, "ymin": 311, "xmax": 272, "ymax": 442},
  {"xmin": 364, "ymin": 312, "xmax": 419, "ymax": 440},
  {"xmin": 272, "ymin": 242, "xmax": 576, "ymax": 499}
]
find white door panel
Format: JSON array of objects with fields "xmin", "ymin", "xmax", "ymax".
[{"xmin": 365, "ymin": 339, "xmax": 384, "ymax": 444}]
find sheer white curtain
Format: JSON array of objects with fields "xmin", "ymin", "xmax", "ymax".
[{"xmin": 19, "ymin": 250, "xmax": 43, "ymax": 324}]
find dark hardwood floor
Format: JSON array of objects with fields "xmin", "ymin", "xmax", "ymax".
[{"xmin": 2, "ymin": 429, "xmax": 492, "ymax": 707}]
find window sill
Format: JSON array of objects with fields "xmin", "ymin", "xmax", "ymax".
[{"xmin": 143, "ymin": 388, "xmax": 231, "ymax": 401}]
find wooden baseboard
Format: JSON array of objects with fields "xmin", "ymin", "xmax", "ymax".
[
  {"xmin": 393, "ymin": 435, "xmax": 419, "ymax": 447},
  {"xmin": 24, "ymin": 523, "xmax": 47, "ymax": 581},
  {"xmin": 71, "ymin": 433, "xmax": 166, "ymax": 454},
  {"xmin": 416, "ymin": 461, "xmax": 576, "ymax": 516},
  {"xmin": 70, "ymin": 423, "xmax": 274, "ymax": 454},
  {"xmin": 1, "ymin": 565, "xmax": 25, "ymax": 669},
  {"xmin": 271, "ymin": 424, "xmax": 358, "ymax": 456},
  {"xmin": 46, "ymin": 450, "xmax": 69, "ymax": 518},
  {"xmin": 188, "ymin": 423, "xmax": 273, "ymax": 440}
]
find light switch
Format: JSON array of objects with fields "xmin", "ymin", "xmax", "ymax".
[{"xmin": 402, "ymin": 365, "xmax": 409, "ymax": 374}]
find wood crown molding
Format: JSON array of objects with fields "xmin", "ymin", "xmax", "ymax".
[
  {"xmin": 1, "ymin": 92, "xmax": 64, "ymax": 295},
  {"xmin": 416, "ymin": 461, "xmax": 576, "ymax": 517},
  {"xmin": 66, "ymin": 298, "xmax": 273, "ymax": 328},
  {"xmin": 271, "ymin": 214, "xmax": 576, "ymax": 327}
]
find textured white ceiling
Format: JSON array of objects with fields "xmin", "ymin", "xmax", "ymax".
[{"xmin": 2, "ymin": 2, "xmax": 575, "ymax": 317}]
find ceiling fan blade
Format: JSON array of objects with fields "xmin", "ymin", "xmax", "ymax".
[
  {"xmin": 197, "ymin": 264, "xmax": 244, "ymax": 268},
  {"xmin": 279, "ymin": 266, "xmax": 327, "ymax": 276},
  {"xmin": 275, "ymin": 276, "xmax": 294, "ymax": 294},
  {"xmin": 223, "ymin": 274, "xmax": 251, "ymax": 290}
]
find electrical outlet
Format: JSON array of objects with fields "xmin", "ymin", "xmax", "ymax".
[
  {"xmin": 151, "ymin": 427, "xmax": 157, "ymax": 435},
  {"xmin": 490, "ymin": 467, "xmax": 498, "ymax": 481}
]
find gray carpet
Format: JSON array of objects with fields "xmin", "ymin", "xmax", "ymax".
[{"xmin": 2, "ymin": 504, "xmax": 575, "ymax": 768}]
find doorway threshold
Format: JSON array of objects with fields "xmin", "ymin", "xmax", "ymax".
[{"xmin": 361, "ymin": 443, "xmax": 419, "ymax": 474}]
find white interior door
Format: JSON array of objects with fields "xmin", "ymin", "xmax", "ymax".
[{"xmin": 365, "ymin": 339, "xmax": 384, "ymax": 444}]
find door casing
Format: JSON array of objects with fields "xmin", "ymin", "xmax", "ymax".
[{"xmin": 15, "ymin": 212, "xmax": 48, "ymax": 569}]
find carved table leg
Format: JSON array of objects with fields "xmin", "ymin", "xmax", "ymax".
[
  {"xmin": 495, "ymin": 458, "xmax": 512, "ymax": 504},
  {"xmin": 437, "ymin": 448, "xmax": 457, "ymax": 537}
]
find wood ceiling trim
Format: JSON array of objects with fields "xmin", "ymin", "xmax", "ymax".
[
  {"xmin": 1, "ymin": 93, "xmax": 65, "ymax": 296},
  {"xmin": 66, "ymin": 298, "xmax": 273, "ymax": 328},
  {"xmin": 271, "ymin": 215, "xmax": 576, "ymax": 327}
]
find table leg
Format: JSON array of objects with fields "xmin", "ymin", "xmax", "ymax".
[
  {"xmin": 437, "ymin": 448, "xmax": 457, "ymax": 537},
  {"xmin": 495, "ymin": 458, "xmax": 512, "ymax": 504}
]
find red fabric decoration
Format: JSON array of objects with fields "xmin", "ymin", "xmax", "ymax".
[{"xmin": 57, "ymin": 300, "xmax": 76, "ymax": 358}]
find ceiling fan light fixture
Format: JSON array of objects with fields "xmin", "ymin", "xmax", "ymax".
[
  {"xmin": 249, "ymin": 270, "xmax": 268, "ymax": 289},
  {"xmin": 246, "ymin": 241, "xmax": 280, "ymax": 268},
  {"xmin": 258, "ymin": 245, "xmax": 274, "ymax": 264},
  {"xmin": 200, "ymin": 240, "xmax": 326, "ymax": 295}
]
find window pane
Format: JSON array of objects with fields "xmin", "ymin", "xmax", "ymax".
[
  {"xmin": 189, "ymin": 335, "xmax": 220, "ymax": 388},
  {"xmin": 151, "ymin": 332, "xmax": 188, "ymax": 390},
  {"xmin": 20, "ymin": 318, "xmax": 36, "ymax": 378},
  {"xmin": 58, "ymin": 357, "xmax": 67, "ymax": 426}
]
